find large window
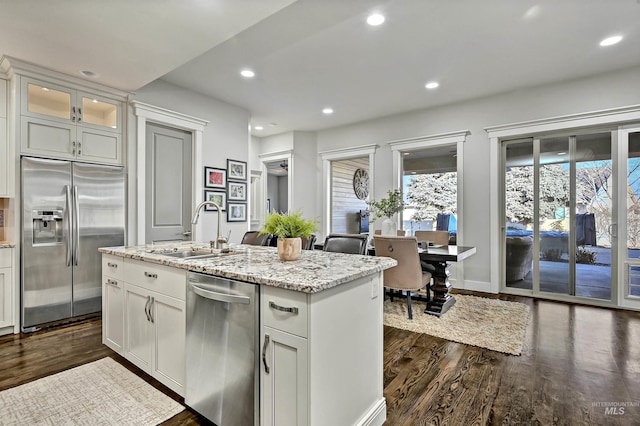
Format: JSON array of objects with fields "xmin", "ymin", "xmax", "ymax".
[{"xmin": 402, "ymin": 146, "xmax": 457, "ymax": 236}]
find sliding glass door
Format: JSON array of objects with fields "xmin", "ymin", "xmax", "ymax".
[
  {"xmin": 624, "ymin": 130, "xmax": 640, "ymax": 302},
  {"xmin": 503, "ymin": 131, "xmax": 614, "ymax": 302}
]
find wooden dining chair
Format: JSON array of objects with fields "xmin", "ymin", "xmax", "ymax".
[
  {"xmin": 414, "ymin": 230, "xmax": 449, "ymax": 246},
  {"xmin": 373, "ymin": 236, "xmax": 431, "ymax": 319}
]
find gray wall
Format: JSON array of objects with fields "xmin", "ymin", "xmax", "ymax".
[
  {"xmin": 128, "ymin": 79, "xmax": 250, "ymax": 244},
  {"xmin": 315, "ymin": 65, "xmax": 640, "ymax": 289}
]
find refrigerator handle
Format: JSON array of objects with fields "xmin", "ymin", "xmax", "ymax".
[
  {"xmin": 64, "ymin": 185, "xmax": 72, "ymax": 267},
  {"xmin": 73, "ymin": 185, "xmax": 80, "ymax": 266}
]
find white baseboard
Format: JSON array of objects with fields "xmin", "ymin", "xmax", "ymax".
[
  {"xmin": 460, "ymin": 279, "xmax": 495, "ymax": 293},
  {"xmin": 356, "ymin": 398, "xmax": 386, "ymax": 426}
]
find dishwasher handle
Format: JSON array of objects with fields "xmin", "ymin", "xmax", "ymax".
[{"xmin": 189, "ymin": 280, "xmax": 251, "ymax": 304}]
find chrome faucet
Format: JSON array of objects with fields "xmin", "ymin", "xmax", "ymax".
[{"xmin": 191, "ymin": 201, "xmax": 228, "ymax": 250}]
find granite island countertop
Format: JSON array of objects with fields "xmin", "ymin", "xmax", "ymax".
[{"xmin": 99, "ymin": 241, "xmax": 396, "ymax": 294}]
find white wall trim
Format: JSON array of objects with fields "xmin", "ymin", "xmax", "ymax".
[
  {"xmin": 260, "ymin": 150, "xmax": 293, "ymax": 215},
  {"xmin": 485, "ymin": 104, "xmax": 640, "ymax": 139},
  {"xmin": 320, "ymin": 145, "xmax": 378, "ymax": 237},
  {"xmin": 131, "ymin": 101, "xmax": 209, "ymax": 243},
  {"xmin": 319, "ymin": 144, "xmax": 378, "ymax": 160},
  {"xmin": 388, "ymin": 130, "xmax": 470, "ymax": 286},
  {"xmin": 387, "ymin": 129, "xmax": 470, "ymax": 150},
  {"xmin": 486, "ymin": 104, "xmax": 640, "ymax": 295}
]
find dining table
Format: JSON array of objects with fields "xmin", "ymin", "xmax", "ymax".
[
  {"xmin": 419, "ymin": 245, "xmax": 476, "ymax": 316},
  {"xmin": 367, "ymin": 242, "xmax": 476, "ymax": 317}
]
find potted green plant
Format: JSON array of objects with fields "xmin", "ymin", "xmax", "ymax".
[
  {"xmin": 368, "ymin": 189, "xmax": 405, "ymax": 235},
  {"xmin": 260, "ymin": 211, "xmax": 318, "ymax": 261}
]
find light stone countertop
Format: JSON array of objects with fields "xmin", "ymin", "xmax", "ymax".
[
  {"xmin": 99, "ymin": 241, "xmax": 396, "ymax": 294},
  {"xmin": 0, "ymin": 241, "xmax": 15, "ymax": 248}
]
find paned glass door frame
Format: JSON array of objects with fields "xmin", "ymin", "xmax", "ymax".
[
  {"xmin": 617, "ymin": 125, "xmax": 640, "ymax": 310},
  {"xmin": 487, "ymin": 104, "xmax": 640, "ymax": 308},
  {"xmin": 501, "ymin": 132, "xmax": 615, "ymax": 303}
]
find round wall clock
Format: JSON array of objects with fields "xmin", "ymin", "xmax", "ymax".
[{"xmin": 353, "ymin": 168, "xmax": 369, "ymax": 200}]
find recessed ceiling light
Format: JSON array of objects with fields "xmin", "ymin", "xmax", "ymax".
[
  {"xmin": 240, "ymin": 69, "xmax": 255, "ymax": 78},
  {"xmin": 367, "ymin": 13, "xmax": 385, "ymax": 26},
  {"xmin": 403, "ymin": 152, "xmax": 411, "ymax": 156},
  {"xmin": 322, "ymin": 108, "xmax": 334, "ymax": 115},
  {"xmin": 80, "ymin": 70, "xmax": 97, "ymax": 78},
  {"xmin": 425, "ymin": 81, "xmax": 439, "ymax": 90},
  {"xmin": 254, "ymin": 125, "xmax": 264, "ymax": 131},
  {"xmin": 600, "ymin": 35, "xmax": 623, "ymax": 47}
]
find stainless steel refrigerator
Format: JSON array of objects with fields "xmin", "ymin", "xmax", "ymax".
[{"xmin": 21, "ymin": 157, "xmax": 125, "ymax": 331}]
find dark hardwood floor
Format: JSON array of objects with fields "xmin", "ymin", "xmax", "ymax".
[{"xmin": 1, "ymin": 291, "xmax": 639, "ymax": 425}]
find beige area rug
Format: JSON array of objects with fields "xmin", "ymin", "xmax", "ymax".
[
  {"xmin": 384, "ymin": 294, "xmax": 530, "ymax": 355},
  {"xmin": 0, "ymin": 357, "xmax": 184, "ymax": 425}
]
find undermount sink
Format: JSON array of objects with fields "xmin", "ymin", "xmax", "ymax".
[{"xmin": 159, "ymin": 248, "xmax": 240, "ymax": 260}]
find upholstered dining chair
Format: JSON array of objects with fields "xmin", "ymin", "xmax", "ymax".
[
  {"xmin": 373, "ymin": 229, "xmax": 406, "ymax": 236},
  {"xmin": 240, "ymin": 231, "xmax": 271, "ymax": 246},
  {"xmin": 301, "ymin": 234, "xmax": 317, "ymax": 250},
  {"xmin": 323, "ymin": 233, "xmax": 368, "ymax": 255},
  {"xmin": 414, "ymin": 230, "xmax": 450, "ymax": 246},
  {"xmin": 373, "ymin": 236, "xmax": 431, "ymax": 319}
]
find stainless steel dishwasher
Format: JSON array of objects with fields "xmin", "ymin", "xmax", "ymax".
[{"xmin": 185, "ymin": 272, "xmax": 259, "ymax": 426}]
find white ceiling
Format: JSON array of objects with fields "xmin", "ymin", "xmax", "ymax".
[{"xmin": 2, "ymin": 0, "xmax": 639, "ymax": 138}]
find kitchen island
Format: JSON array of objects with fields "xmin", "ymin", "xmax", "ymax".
[{"xmin": 99, "ymin": 241, "xmax": 396, "ymax": 426}]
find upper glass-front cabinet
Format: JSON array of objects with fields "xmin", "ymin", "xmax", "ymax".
[
  {"xmin": 21, "ymin": 78, "xmax": 120, "ymax": 132},
  {"xmin": 26, "ymin": 82, "xmax": 71, "ymax": 120},
  {"xmin": 80, "ymin": 95, "xmax": 118, "ymax": 129}
]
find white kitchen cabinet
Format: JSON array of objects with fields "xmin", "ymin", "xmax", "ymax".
[
  {"xmin": 0, "ymin": 79, "xmax": 10, "ymax": 197},
  {"xmin": 0, "ymin": 248, "xmax": 14, "ymax": 332},
  {"xmin": 120, "ymin": 258, "xmax": 186, "ymax": 396},
  {"xmin": 102, "ymin": 255, "xmax": 124, "ymax": 353},
  {"xmin": 260, "ymin": 274, "xmax": 386, "ymax": 426},
  {"xmin": 20, "ymin": 77, "xmax": 122, "ymax": 165},
  {"xmin": 261, "ymin": 326, "xmax": 308, "ymax": 426}
]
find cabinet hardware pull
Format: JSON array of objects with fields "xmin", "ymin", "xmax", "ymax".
[
  {"xmin": 144, "ymin": 272, "xmax": 158, "ymax": 279},
  {"xmin": 144, "ymin": 296, "xmax": 151, "ymax": 322},
  {"xmin": 106, "ymin": 278, "xmax": 118, "ymax": 286},
  {"xmin": 269, "ymin": 301, "xmax": 299, "ymax": 314},
  {"xmin": 71, "ymin": 106, "xmax": 76, "ymax": 122},
  {"xmin": 107, "ymin": 262, "xmax": 118, "ymax": 268},
  {"xmin": 78, "ymin": 107, "xmax": 82, "ymax": 122},
  {"xmin": 149, "ymin": 297, "xmax": 155, "ymax": 323},
  {"xmin": 262, "ymin": 334, "xmax": 270, "ymax": 374}
]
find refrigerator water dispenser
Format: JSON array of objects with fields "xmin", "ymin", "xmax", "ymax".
[{"xmin": 32, "ymin": 209, "xmax": 64, "ymax": 245}]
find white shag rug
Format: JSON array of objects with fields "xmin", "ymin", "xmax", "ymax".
[
  {"xmin": 384, "ymin": 294, "xmax": 530, "ymax": 355},
  {"xmin": 0, "ymin": 357, "xmax": 184, "ymax": 425}
]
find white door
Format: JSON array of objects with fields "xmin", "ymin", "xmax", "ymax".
[{"xmin": 145, "ymin": 123, "xmax": 192, "ymax": 243}]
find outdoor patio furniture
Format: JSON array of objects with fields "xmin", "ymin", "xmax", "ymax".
[{"xmin": 506, "ymin": 236, "xmax": 534, "ymax": 282}]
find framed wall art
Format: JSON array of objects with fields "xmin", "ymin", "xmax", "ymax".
[
  {"xmin": 204, "ymin": 166, "xmax": 226, "ymax": 189},
  {"xmin": 227, "ymin": 203, "xmax": 247, "ymax": 222},
  {"xmin": 228, "ymin": 181, "xmax": 247, "ymax": 201},
  {"xmin": 227, "ymin": 159, "xmax": 247, "ymax": 181},
  {"xmin": 204, "ymin": 190, "xmax": 226, "ymax": 211}
]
